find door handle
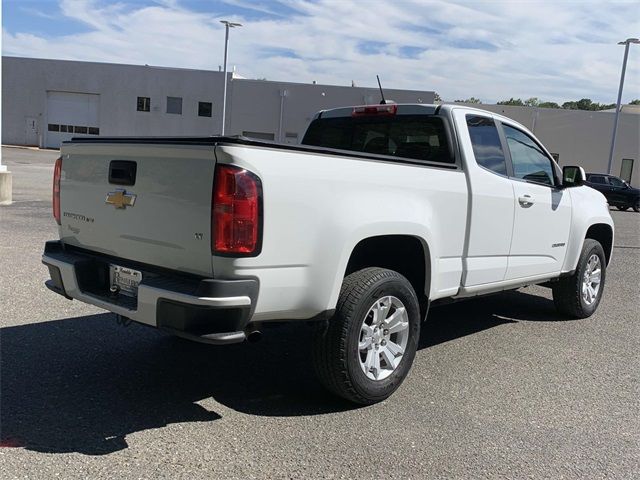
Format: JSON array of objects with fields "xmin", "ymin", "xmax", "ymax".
[{"xmin": 518, "ymin": 194, "xmax": 534, "ymax": 208}]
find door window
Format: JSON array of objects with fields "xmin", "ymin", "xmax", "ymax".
[
  {"xmin": 503, "ymin": 125, "xmax": 556, "ymax": 186},
  {"xmin": 465, "ymin": 115, "xmax": 507, "ymax": 175},
  {"xmin": 608, "ymin": 176, "xmax": 626, "ymax": 188}
]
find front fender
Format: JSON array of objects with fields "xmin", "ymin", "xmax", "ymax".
[{"xmin": 562, "ymin": 186, "xmax": 614, "ymax": 272}]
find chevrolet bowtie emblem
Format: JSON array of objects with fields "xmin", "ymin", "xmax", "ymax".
[{"xmin": 105, "ymin": 189, "xmax": 137, "ymax": 209}]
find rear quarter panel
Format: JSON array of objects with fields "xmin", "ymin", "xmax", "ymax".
[{"xmin": 212, "ymin": 144, "xmax": 468, "ymax": 321}]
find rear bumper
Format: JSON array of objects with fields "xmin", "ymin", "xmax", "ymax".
[{"xmin": 42, "ymin": 241, "xmax": 258, "ymax": 344}]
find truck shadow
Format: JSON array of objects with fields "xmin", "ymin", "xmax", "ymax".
[{"xmin": 1, "ymin": 289, "xmax": 561, "ymax": 456}]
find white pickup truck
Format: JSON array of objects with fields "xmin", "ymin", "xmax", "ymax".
[{"xmin": 43, "ymin": 103, "xmax": 613, "ymax": 404}]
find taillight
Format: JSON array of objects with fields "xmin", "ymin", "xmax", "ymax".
[
  {"xmin": 53, "ymin": 157, "xmax": 62, "ymax": 225},
  {"xmin": 352, "ymin": 104, "xmax": 398, "ymax": 116},
  {"xmin": 212, "ymin": 164, "xmax": 262, "ymax": 256}
]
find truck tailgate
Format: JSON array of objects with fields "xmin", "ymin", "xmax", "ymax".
[{"xmin": 59, "ymin": 143, "xmax": 215, "ymax": 277}]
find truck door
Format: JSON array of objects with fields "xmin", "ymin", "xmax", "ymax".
[
  {"xmin": 607, "ymin": 176, "xmax": 629, "ymax": 205},
  {"xmin": 501, "ymin": 123, "xmax": 572, "ymax": 280},
  {"xmin": 457, "ymin": 112, "xmax": 515, "ymax": 286}
]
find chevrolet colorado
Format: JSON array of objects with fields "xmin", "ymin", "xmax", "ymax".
[{"xmin": 43, "ymin": 104, "xmax": 614, "ymax": 404}]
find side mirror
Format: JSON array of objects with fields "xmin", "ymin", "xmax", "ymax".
[{"xmin": 562, "ymin": 166, "xmax": 586, "ymax": 188}]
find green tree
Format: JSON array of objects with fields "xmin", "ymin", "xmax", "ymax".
[
  {"xmin": 538, "ymin": 101, "xmax": 560, "ymax": 109},
  {"xmin": 497, "ymin": 98, "xmax": 524, "ymax": 106},
  {"xmin": 562, "ymin": 100, "xmax": 579, "ymax": 110},
  {"xmin": 454, "ymin": 97, "xmax": 482, "ymax": 104},
  {"xmin": 630, "ymin": 99, "xmax": 640, "ymax": 105},
  {"xmin": 434, "ymin": 92, "xmax": 442, "ymax": 102},
  {"xmin": 524, "ymin": 97, "xmax": 540, "ymax": 107},
  {"xmin": 562, "ymin": 99, "xmax": 617, "ymax": 111},
  {"xmin": 576, "ymin": 98, "xmax": 596, "ymax": 110}
]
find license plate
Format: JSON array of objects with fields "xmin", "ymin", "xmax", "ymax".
[{"xmin": 109, "ymin": 265, "xmax": 142, "ymax": 297}]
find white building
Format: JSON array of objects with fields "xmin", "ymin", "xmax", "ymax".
[
  {"xmin": 1, "ymin": 56, "xmax": 433, "ymax": 149},
  {"xmin": 2, "ymin": 56, "xmax": 639, "ymax": 185}
]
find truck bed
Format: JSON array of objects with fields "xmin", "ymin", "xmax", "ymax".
[{"xmin": 65, "ymin": 135, "xmax": 460, "ymax": 170}]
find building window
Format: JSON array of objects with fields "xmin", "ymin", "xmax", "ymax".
[
  {"xmin": 242, "ymin": 131, "xmax": 275, "ymax": 141},
  {"xmin": 167, "ymin": 96, "xmax": 182, "ymax": 115},
  {"xmin": 74, "ymin": 126, "xmax": 88, "ymax": 134},
  {"xmin": 48, "ymin": 124, "xmax": 60, "ymax": 132},
  {"xmin": 551, "ymin": 153, "xmax": 560, "ymax": 163},
  {"xmin": 88, "ymin": 127, "xmax": 100, "ymax": 135},
  {"xmin": 198, "ymin": 102, "xmax": 212, "ymax": 117},
  {"xmin": 284, "ymin": 132, "xmax": 298, "ymax": 144},
  {"xmin": 137, "ymin": 97, "xmax": 151, "ymax": 112}
]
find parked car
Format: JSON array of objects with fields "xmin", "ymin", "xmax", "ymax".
[
  {"xmin": 586, "ymin": 173, "xmax": 640, "ymax": 212},
  {"xmin": 43, "ymin": 104, "xmax": 614, "ymax": 404}
]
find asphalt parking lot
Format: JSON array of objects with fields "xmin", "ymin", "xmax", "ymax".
[{"xmin": 1, "ymin": 146, "xmax": 638, "ymax": 479}]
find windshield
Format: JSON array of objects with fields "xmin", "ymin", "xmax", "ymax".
[{"xmin": 302, "ymin": 114, "xmax": 453, "ymax": 164}]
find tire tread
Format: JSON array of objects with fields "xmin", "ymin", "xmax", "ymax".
[
  {"xmin": 312, "ymin": 267, "xmax": 415, "ymax": 404},
  {"xmin": 552, "ymin": 239, "xmax": 605, "ymax": 319}
]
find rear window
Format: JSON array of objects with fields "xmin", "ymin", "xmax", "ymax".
[{"xmin": 301, "ymin": 114, "xmax": 453, "ymax": 164}]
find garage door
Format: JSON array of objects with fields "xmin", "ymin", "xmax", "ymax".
[{"xmin": 46, "ymin": 91, "xmax": 100, "ymax": 148}]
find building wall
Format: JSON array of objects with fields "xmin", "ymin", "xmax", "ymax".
[
  {"xmin": 2, "ymin": 56, "xmax": 638, "ymax": 185},
  {"xmin": 1, "ymin": 56, "xmax": 433, "ymax": 148},
  {"xmin": 2, "ymin": 56, "xmax": 224, "ymax": 147},
  {"xmin": 227, "ymin": 79, "xmax": 434, "ymax": 142}
]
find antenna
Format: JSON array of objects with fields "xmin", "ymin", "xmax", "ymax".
[{"xmin": 376, "ymin": 75, "xmax": 387, "ymax": 104}]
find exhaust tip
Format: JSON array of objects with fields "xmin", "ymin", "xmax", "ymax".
[{"xmin": 246, "ymin": 329, "xmax": 262, "ymax": 343}]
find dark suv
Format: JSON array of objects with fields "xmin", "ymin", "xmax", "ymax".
[{"xmin": 586, "ymin": 173, "xmax": 640, "ymax": 212}]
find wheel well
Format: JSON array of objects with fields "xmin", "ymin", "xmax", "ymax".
[
  {"xmin": 345, "ymin": 235, "xmax": 430, "ymax": 314},
  {"xmin": 585, "ymin": 223, "xmax": 613, "ymax": 264}
]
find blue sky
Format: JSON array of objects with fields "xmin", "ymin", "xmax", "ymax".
[{"xmin": 3, "ymin": 0, "xmax": 640, "ymax": 104}]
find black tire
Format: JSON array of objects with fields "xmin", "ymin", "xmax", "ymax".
[
  {"xmin": 552, "ymin": 239, "xmax": 606, "ymax": 318},
  {"xmin": 312, "ymin": 267, "xmax": 420, "ymax": 405},
  {"xmin": 634, "ymin": 200, "xmax": 640, "ymax": 213},
  {"xmin": 616, "ymin": 205, "xmax": 629, "ymax": 211}
]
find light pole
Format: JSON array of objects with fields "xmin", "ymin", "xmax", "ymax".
[
  {"xmin": 220, "ymin": 20, "xmax": 242, "ymax": 136},
  {"xmin": 606, "ymin": 37, "xmax": 639, "ymax": 175}
]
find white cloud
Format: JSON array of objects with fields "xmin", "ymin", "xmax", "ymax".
[{"xmin": 3, "ymin": 0, "xmax": 640, "ymax": 103}]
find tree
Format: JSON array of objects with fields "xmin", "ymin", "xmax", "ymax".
[
  {"xmin": 524, "ymin": 97, "xmax": 540, "ymax": 107},
  {"xmin": 434, "ymin": 92, "xmax": 442, "ymax": 102},
  {"xmin": 497, "ymin": 98, "xmax": 524, "ymax": 106},
  {"xmin": 630, "ymin": 99, "xmax": 640, "ymax": 105},
  {"xmin": 454, "ymin": 97, "xmax": 482, "ymax": 104},
  {"xmin": 576, "ymin": 98, "xmax": 596, "ymax": 110},
  {"xmin": 562, "ymin": 99, "xmax": 617, "ymax": 111},
  {"xmin": 562, "ymin": 100, "xmax": 579, "ymax": 110},
  {"xmin": 538, "ymin": 101, "xmax": 560, "ymax": 109}
]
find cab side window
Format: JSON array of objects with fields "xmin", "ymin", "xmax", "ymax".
[
  {"xmin": 608, "ymin": 177, "xmax": 626, "ymax": 188},
  {"xmin": 466, "ymin": 115, "xmax": 507, "ymax": 176},
  {"xmin": 503, "ymin": 125, "xmax": 556, "ymax": 187}
]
